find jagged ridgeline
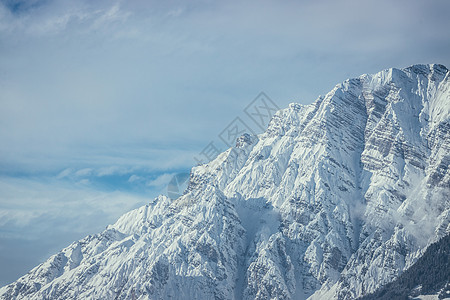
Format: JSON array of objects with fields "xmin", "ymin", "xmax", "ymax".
[{"xmin": 1, "ymin": 64, "xmax": 449, "ymax": 300}]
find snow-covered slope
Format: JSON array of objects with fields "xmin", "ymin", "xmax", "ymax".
[
  {"xmin": 1, "ymin": 64, "xmax": 449, "ymax": 300},
  {"xmin": 358, "ymin": 233, "xmax": 450, "ymax": 300}
]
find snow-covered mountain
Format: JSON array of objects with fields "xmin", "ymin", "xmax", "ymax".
[
  {"xmin": 1, "ymin": 64, "xmax": 449, "ymax": 300},
  {"xmin": 359, "ymin": 233, "xmax": 450, "ymax": 300}
]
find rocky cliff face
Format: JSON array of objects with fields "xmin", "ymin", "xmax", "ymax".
[
  {"xmin": 1, "ymin": 64, "xmax": 449, "ymax": 300},
  {"xmin": 358, "ymin": 233, "xmax": 450, "ymax": 300}
]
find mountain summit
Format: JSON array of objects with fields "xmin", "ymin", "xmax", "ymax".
[{"xmin": 1, "ymin": 64, "xmax": 449, "ymax": 300}]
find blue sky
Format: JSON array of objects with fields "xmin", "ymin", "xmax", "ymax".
[{"xmin": 0, "ymin": 0, "xmax": 449, "ymax": 286}]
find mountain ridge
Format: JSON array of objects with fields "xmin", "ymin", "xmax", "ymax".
[{"xmin": 1, "ymin": 63, "xmax": 449, "ymax": 300}]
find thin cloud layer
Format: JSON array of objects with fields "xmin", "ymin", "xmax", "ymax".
[
  {"xmin": 0, "ymin": 176, "xmax": 153, "ymax": 286},
  {"xmin": 1, "ymin": 1, "xmax": 449, "ymax": 171}
]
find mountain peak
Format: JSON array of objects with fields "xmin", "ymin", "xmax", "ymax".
[
  {"xmin": 288, "ymin": 102, "xmax": 302, "ymax": 111},
  {"xmin": 1, "ymin": 65, "xmax": 449, "ymax": 300},
  {"xmin": 235, "ymin": 133, "xmax": 257, "ymax": 148},
  {"xmin": 403, "ymin": 63, "xmax": 448, "ymax": 75}
]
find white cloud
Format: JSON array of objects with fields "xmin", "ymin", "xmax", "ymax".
[
  {"xmin": 0, "ymin": 177, "xmax": 151, "ymax": 232},
  {"xmin": 56, "ymin": 168, "xmax": 73, "ymax": 179},
  {"xmin": 1, "ymin": 0, "xmax": 449, "ymax": 181},
  {"xmin": 77, "ymin": 178, "xmax": 90, "ymax": 185},
  {"xmin": 128, "ymin": 174, "xmax": 142, "ymax": 183},
  {"xmin": 146, "ymin": 173, "xmax": 176, "ymax": 187},
  {"xmin": 0, "ymin": 175, "xmax": 157, "ymax": 286},
  {"xmin": 74, "ymin": 168, "xmax": 93, "ymax": 177},
  {"xmin": 96, "ymin": 166, "xmax": 127, "ymax": 177}
]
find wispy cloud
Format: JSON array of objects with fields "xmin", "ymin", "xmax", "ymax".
[
  {"xmin": 0, "ymin": 175, "xmax": 154, "ymax": 286},
  {"xmin": 146, "ymin": 173, "xmax": 176, "ymax": 187},
  {"xmin": 0, "ymin": 177, "xmax": 151, "ymax": 232}
]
